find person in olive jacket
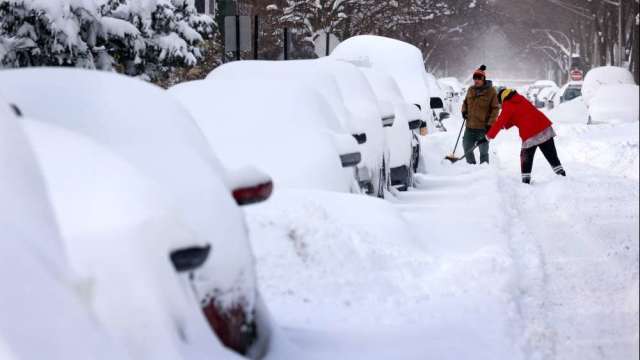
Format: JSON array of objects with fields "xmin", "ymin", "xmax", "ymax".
[{"xmin": 461, "ymin": 65, "xmax": 500, "ymax": 164}]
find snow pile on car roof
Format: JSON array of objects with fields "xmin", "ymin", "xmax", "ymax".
[
  {"xmin": 582, "ymin": 66, "xmax": 636, "ymax": 106},
  {"xmin": 331, "ymin": 35, "xmax": 430, "ymax": 108}
]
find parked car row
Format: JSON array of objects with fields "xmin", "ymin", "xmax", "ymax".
[
  {"xmin": 0, "ymin": 34, "xmax": 458, "ymax": 359},
  {"xmin": 0, "ymin": 69, "xmax": 271, "ymax": 360}
]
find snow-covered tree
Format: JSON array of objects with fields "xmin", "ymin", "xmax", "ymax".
[
  {"xmin": 0, "ymin": 0, "xmax": 104, "ymax": 68},
  {"xmin": 0, "ymin": 0, "xmax": 215, "ymax": 81}
]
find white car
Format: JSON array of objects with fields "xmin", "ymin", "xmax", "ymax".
[
  {"xmin": 548, "ymin": 81, "xmax": 582, "ymax": 109},
  {"xmin": 582, "ymin": 66, "xmax": 636, "ymax": 106},
  {"xmin": 0, "ymin": 68, "xmax": 272, "ymax": 359},
  {"xmin": 588, "ymin": 84, "xmax": 639, "ymax": 124},
  {"xmin": 316, "ymin": 58, "xmax": 392, "ymax": 195},
  {"xmin": 204, "ymin": 60, "xmax": 389, "ymax": 197},
  {"xmin": 438, "ymin": 80, "xmax": 455, "ymax": 111},
  {"xmin": 0, "ymin": 99, "xmax": 131, "ymax": 360},
  {"xmin": 439, "ymin": 77, "xmax": 465, "ymax": 100},
  {"xmin": 527, "ymin": 80, "xmax": 558, "ymax": 104},
  {"xmin": 535, "ymin": 85, "xmax": 559, "ymax": 108},
  {"xmin": 169, "ymin": 74, "xmax": 361, "ymax": 194},
  {"xmin": 423, "ymin": 72, "xmax": 451, "ymax": 131},
  {"xmin": 360, "ymin": 67, "xmax": 420, "ymax": 190},
  {"xmin": 331, "ymin": 35, "xmax": 433, "ymax": 131}
]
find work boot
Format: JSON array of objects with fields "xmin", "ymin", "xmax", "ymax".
[
  {"xmin": 553, "ymin": 165, "xmax": 566, "ymax": 176},
  {"xmin": 522, "ymin": 173, "xmax": 531, "ymax": 184}
]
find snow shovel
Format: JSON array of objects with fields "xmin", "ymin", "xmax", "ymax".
[
  {"xmin": 444, "ymin": 139, "xmax": 486, "ymax": 164},
  {"xmin": 444, "ymin": 118, "xmax": 466, "ymax": 161}
]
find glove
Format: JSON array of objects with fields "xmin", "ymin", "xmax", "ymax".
[
  {"xmin": 462, "ymin": 111, "xmax": 468, "ymax": 120},
  {"xmin": 485, "ymin": 124, "xmax": 492, "ymax": 132}
]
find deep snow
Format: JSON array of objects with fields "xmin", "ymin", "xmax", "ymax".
[{"xmin": 248, "ymin": 103, "xmax": 639, "ymax": 359}]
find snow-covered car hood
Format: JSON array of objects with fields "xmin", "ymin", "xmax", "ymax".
[{"xmin": 0, "ymin": 68, "xmax": 256, "ymax": 308}]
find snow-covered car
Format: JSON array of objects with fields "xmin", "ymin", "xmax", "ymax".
[
  {"xmin": 316, "ymin": 58, "xmax": 392, "ymax": 195},
  {"xmin": 557, "ymin": 81, "xmax": 582, "ymax": 104},
  {"xmin": 438, "ymin": 80, "xmax": 455, "ymax": 111},
  {"xmin": 360, "ymin": 67, "xmax": 420, "ymax": 190},
  {"xmin": 423, "ymin": 72, "xmax": 451, "ymax": 131},
  {"xmin": 331, "ymin": 35, "xmax": 433, "ymax": 131},
  {"xmin": 582, "ymin": 66, "xmax": 636, "ymax": 106},
  {"xmin": 0, "ymin": 68, "xmax": 272, "ymax": 359},
  {"xmin": 204, "ymin": 60, "xmax": 389, "ymax": 197},
  {"xmin": 0, "ymin": 99, "xmax": 131, "ymax": 360},
  {"xmin": 169, "ymin": 75, "xmax": 361, "ymax": 194},
  {"xmin": 587, "ymin": 84, "xmax": 640, "ymax": 124},
  {"xmin": 439, "ymin": 77, "xmax": 465, "ymax": 101},
  {"xmin": 533, "ymin": 83, "xmax": 559, "ymax": 108},
  {"xmin": 527, "ymin": 80, "xmax": 558, "ymax": 104}
]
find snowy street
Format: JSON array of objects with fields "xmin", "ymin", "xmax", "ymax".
[
  {"xmin": 2, "ymin": 1, "xmax": 639, "ymax": 359},
  {"xmin": 251, "ymin": 113, "xmax": 639, "ymax": 359}
]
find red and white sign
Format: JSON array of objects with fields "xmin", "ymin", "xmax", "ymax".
[{"xmin": 570, "ymin": 69, "xmax": 583, "ymax": 81}]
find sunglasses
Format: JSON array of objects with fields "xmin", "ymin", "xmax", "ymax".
[{"xmin": 473, "ymin": 75, "xmax": 484, "ymax": 80}]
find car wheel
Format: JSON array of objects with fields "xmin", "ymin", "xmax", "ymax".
[
  {"xmin": 377, "ymin": 157, "xmax": 386, "ymax": 198},
  {"xmin": 411, "ymin": 144, "xmax": 420, "ymax": 173}
]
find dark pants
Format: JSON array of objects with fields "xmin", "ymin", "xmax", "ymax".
[
  {"xmin": 463, "ymin": 128, "xmax": 489, "ymax": 164},
  {"xmin": 520, "ymin": 138, "xmax": 565, "ymax": 183}
]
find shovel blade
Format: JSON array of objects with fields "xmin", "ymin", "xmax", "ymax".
[{"xmin": 444, "ymin": 155, "xmax": 460, "ymax": 163}]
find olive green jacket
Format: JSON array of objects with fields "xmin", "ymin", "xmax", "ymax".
[{"xmin": 462, "ymin": 80, "xmax": 500, "ymax": 130}]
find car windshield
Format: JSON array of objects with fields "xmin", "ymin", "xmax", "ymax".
[{"xmin": 564, "ymin": 87, "xmax": 582, "ymax": 101}]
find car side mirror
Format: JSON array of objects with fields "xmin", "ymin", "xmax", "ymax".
[
  {"xmin": 382, "ymin": 114, "xmax": 395, "ymax": 127},
  {"xmin": 332, "ymin": 133, "xmax": 362, "ymax": 168},
  {"xmin": 439, "ymin": 112, "xmax": 450, "ymax": 121},
  {"xmin": 170, "ymin": 245, "xmax": 211, "ymax": 273},
  {"xmin": 227, "ymin": 167, "xmax": 273, "ymax": 206},
  {"xmin": 430, "ymin": 97, "xmax": 444, "ymax": 109},
  {"xmin": 408, "ymin": 119, "xmax": 422, "ymax": 130},
  {"xmin": 352, "ymin": 133, "xmax": 367, "ymax": 145}
]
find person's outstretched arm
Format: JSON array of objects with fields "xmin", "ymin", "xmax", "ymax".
[{"xmin": 486, "ymin": 106, "xmax": 512, "ymax": 140}]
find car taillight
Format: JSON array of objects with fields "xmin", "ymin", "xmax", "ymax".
[
  {"xmin": 202, "ymin": 299, "xmax": 257, "ymax": 355},
  {"xmin": 232, "ymin": 181, "xmax": 273, "ymax": 206}
]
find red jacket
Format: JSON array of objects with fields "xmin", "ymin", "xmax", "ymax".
[{"xmin": 486, "ymin": 93, "xmax": 552, "ymax": 141}]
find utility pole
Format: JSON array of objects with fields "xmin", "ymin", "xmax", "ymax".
[
  {"xmin": 618, "ymin": 1, "xmax": 623, "ymax": 66},
  {"xmin": 603, "ymin": 0, "xmax": 624, "ymax": 66}
]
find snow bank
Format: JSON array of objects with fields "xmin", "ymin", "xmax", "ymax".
[
  {"xmin": 582, "ymin": 66, "xmax": 636, "ymax": 106},
  {"xmin": 246, "ymin": 189, "xmax": 425, "ymax": 330},
  {"xmin": 547, "ymin": 96, "xmax": 589, "ymax": 124}
]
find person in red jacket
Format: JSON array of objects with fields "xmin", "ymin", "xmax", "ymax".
[{"xmin": 481, "ymin": 88, "xmax": 566, "ymax": 184}]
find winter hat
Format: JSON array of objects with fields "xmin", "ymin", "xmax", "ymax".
[
  {"xmin": 498, "ymin": 88, "xmax": 516, "ymax": 104},
  {"xmin": 473, "ymin": 65, "xmax": 487, "ymax": 80}
]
